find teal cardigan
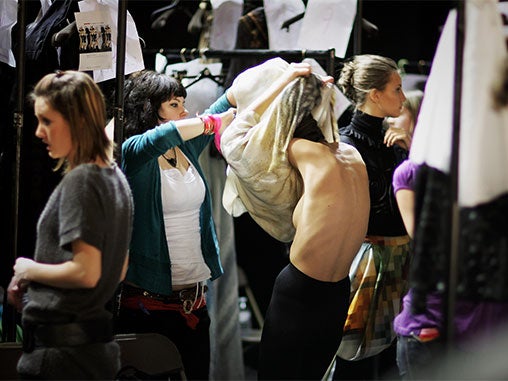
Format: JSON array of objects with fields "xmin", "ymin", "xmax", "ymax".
[{"xmin": 122, "ymin": 93, "xmax": 231, "ymax": 295}]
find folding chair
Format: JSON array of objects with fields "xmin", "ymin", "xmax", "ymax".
[
  {"xmin": 0, "ymin": 342, "xmax": 22, "ymax": 380},
  {"xmin": 115, "ymin": 333, "xmax": 186, "ymax": 380}
]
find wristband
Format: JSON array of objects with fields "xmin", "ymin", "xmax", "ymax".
[
  {"xmin": 200, "ymin": 115, "xmax": 215, "ymax": 135},
  {"xmin": 208, "ymin": 115, "xmax": 223, "ymax": 153},
  {"xmin": 208, "ymin": 115, "xmax": 222, "ymax": 134}
]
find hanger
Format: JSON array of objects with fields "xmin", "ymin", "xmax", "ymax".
[
  {"xmin": 280, "ymin": 10, "xmax": 379, "ymax": 40},
  {"xmin": 281, "ymin": 12, "xmax": 305, "ymax": 31},
  {"xmin": 184, "ymin": 68, "xmax": 224, "ymax": 88},
  {"xmin": 188, "ymin": 1, "xmax": 210, "ymax": 35},
  {"xmin": 151, "ymin": 0, "xmax": 181, "ymax": 22},
  {"xmin": 170, "ymin": 69, "xmax": 188, "ymax": 82},
  {"xmin": 281, "ymin": 0, "xmax": 306, "ymax": 31},
  {"xmin": 52, "ymin": 20, "xmax": 77, "ymax": 47},
  {"xmin": 151, "ymin": 0, "xmax": 194, "ymax": 30},
  {"xmin": 398, "ymin": 59, "xmax": 431, "ymax": 75}
]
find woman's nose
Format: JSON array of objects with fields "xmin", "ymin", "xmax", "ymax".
[
  {"xmin": 35, "ymin": 124, "xmax": 44, "ymax": 138},
  {"xmin": 181, "ymin": 108, "xmax": 189, "ymax": 118}
]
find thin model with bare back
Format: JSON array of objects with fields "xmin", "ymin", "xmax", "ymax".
[{"xmin": 221, "ymin": 61, "xmax": 369, "ymax": 380}]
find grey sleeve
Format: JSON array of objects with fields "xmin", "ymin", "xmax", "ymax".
[{"xmin": 58, "ymin": 167, "xmax": 106, "ymax": 252}]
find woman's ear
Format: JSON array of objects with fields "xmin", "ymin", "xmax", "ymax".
[{"xmin": 368, "ymin": 88, "xmax": 379, "ymax": 104}]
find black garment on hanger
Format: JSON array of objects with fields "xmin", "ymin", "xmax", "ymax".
[
  {"xmin": 21, "ymin": 0, "xmax": 80, "ymax": 85},
  {"xmin": 411, "ymin": 165, "xmax": 508, "ymax": 315}
]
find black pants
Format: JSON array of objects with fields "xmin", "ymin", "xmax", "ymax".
[{"xmin": 258, "ymin": 263, "xmax": 350, "ymax": 380}]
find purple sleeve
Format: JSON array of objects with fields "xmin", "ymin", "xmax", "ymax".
[{"xmin": 393, "ymin": 160, "xmax": 419, "ymax": 193}]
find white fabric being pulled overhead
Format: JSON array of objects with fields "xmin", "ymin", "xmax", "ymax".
[
  {"xmin": 221, "ymin": 58, "xmax": 338, "ymax": 242},
  {"xmin": 410, "ymin": 0, "xmax": 508, "ymax": 207}
]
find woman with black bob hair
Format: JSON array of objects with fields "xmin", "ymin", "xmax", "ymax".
[
  {"xmin": 115, "ymin": 70, "xmax": 236, "ymax": 380},
  {"xmin": 122, "ymin": 70, "xmax": 188, "ymax": 139}
]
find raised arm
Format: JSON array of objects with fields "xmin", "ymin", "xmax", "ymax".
[{"xmin": 173, "ymin": 109, "xmax": 236, "ymax": 141}]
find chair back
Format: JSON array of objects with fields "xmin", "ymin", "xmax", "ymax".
[{"xmin": 116, "ymin": 333, "xmax": 186, "ymax": 380}]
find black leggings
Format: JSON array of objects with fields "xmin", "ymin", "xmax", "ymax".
[{"xmin": 258, "ymin": 262, "xmax": 350, "ymax": 380}]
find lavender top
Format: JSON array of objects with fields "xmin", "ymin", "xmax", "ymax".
[{"xmin": 393, "ymin": 160, "xmax": 508, "ymax": 344}]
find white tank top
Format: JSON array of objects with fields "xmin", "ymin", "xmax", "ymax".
[{"xmin": 160, "ymin": 162, "xmax": 211, "ymax": 286}]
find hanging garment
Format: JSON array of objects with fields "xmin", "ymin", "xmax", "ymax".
[
  {"xmin": 164, "ymin": 58, "xmax": 224, "ymax": 116},
  {"xmin": 221, "ymin": 57, "xmax": 338, "ymax": 242},
  {"xmin": 409, "ymin": 0, "xmax": 508, "ymax": 306},
  {"xmin": 23, "ymin": 0, "xmax": 80, "ymax": 84},
  {"xmin": 0, "ymin": 0, "xmax": 18, "ymax": 67},
  {"xmin": 224, "ymin": 6, "xmax": 268, "ymax": 88},
  {"xmin": 209, "ymin": 0, "xmax": 242, "ymax": 51}
]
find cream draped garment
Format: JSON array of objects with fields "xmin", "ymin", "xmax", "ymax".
[{"xmin": 220, "ymin": 58, "xmax": 339, "ymax": 242}]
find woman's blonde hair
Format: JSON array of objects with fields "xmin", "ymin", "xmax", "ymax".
[
  {"xmin": 338, "ymin": 54, "xmax": 399, "ymax": 108},
  {"xmin": 403, "ymin": 89, "xmax": 424, "ymax": 127},
  {"xmin": 31, "ymin": 70, "xmax": 112, "ymax": 172}
]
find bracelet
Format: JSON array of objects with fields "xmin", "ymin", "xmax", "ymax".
[
  {"xmin": 209, "ymin": 115, "xmax": 223, "ymax": 153},
  {"xmin": 200, "ymin": 115, "xmax": 215, "ymax": 135},
  {"xmin": 199, "ymin": 114, "xmax": 223, "ymax": 136},
  {"xmin": 208, "ymin": 115, "xmax": 222, "ymax": 134}
]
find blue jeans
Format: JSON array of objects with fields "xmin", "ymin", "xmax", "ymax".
[{"xmin": 396, "ymin": 334, "xmax": 443, "ymax": 380}]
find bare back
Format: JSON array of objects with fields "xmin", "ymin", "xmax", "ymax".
[{"xmin": 288, "ymin": 139, "xmax": 370, "ymax": 281}]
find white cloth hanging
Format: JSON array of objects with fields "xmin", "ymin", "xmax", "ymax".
[
  {"xmin": 209, "ymin": 0, "xmax": 242, "ymax": 50},
  {"xmin": 264, "ymin": 0, "xmax": 305, "ymax": 50},
  {"xmin": 164, "ymin": 58, "xmax": 224, "ymax": 116},
  {"xmin": 264, "ymin": 0, "xmax": 356, "ymax": 58},
  {"xmin": 410, "ymin": 0, "xmax": 508, "ymax": 207},
  {"xmin": 0, "ymin": 0, "xmax": 17, "ymax": 67}
]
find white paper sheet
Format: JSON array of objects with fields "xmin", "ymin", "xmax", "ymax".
[
  {"xmin": 298, "ymin": 0, "xmax": 356, "ymax": 58},
  {"xmin": 75, "ymin": 10, "xmax": 113, "ymax": 71},
  {"xmin": 210, "ymin": 0, "xmax": 243, "ymax": 50},
  {"xmin": 78, "ymin": 0, "xmax": 144, "ymax": 82},
  {"xmin": 264, "ymin": 0, "xmax": 305, "ymax": 50}
]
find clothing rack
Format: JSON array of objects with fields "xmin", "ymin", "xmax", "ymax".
[
  {"xmin": 147, "ymin": 48, "xmax": 337, "ymax": 77},
  {"xmin": 397, "ymin": 58, "xmax": 432, "ymax": 75},
  {"xmin": 5, "ymin": 0, "xmax": 28, "ymax": 344}
]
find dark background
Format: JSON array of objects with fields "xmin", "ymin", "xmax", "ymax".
[{"xmin": 125, "ymin": 0, "xmax": 455, "ymax": 70}]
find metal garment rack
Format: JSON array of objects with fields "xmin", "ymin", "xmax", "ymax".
[{"xmin": 146, "ymin": 48, "xmax": 337, "ymax": 77}]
